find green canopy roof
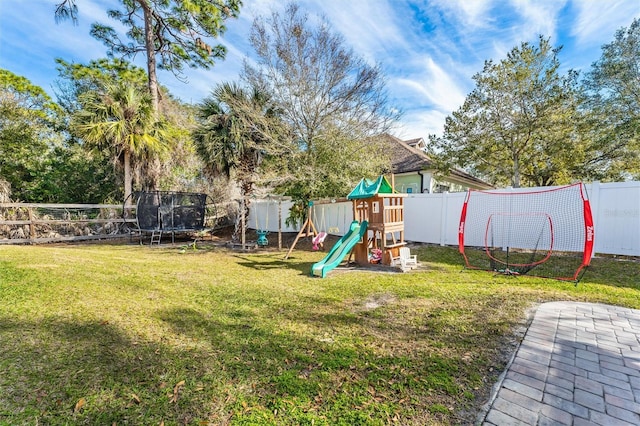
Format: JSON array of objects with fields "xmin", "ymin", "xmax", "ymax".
[{"xmin": 347, "ymin": 176, "xmax": 395, "ymax": 200}]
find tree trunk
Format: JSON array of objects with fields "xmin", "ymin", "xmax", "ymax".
[
  {"xmin": 139, "ymin": 0, "xmax": 159, "ymax": 112},
  {"xmin": 512, "ymin": 155, "xmax": 521, "ymax": 188},
  {"xmin": 124, "ymin": 149, "xmax": 133, "ymax": 206}
]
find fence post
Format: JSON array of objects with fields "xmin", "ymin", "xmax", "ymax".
[
  {"xmin": 589, "ymin": 181, "xmax": 600, "ymax": 258},
  {"xmin": 28, "ymin": 207, "xmax": 36, "ymax": 241},
  {"xmin": 278, "ymin": 199, "xmax": 282, "ymax": 251},
  {"xmin": 241, "ymin": 198, "xmax": 246, "ymax": 248},
  {"xmin": 440, "ymin": 192, "xmax": 448, "ymax": 246}
]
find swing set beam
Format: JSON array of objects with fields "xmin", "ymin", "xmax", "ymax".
[{"xmin": 284, "ymin": 202, "xmax": 320, "ymax": 259}]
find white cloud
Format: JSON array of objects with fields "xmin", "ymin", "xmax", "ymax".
[
  {"xmin": 396, "ymin": 57, "xmax": 467, "ymax": 112},
  {"xmin": 430, "ymin": 0, "xmax": 494, "ymax": 28},
  {"xmin": 571, "ymin": 0, "xmax": 640, "ymax": 46},
  {"xmin": 509, "ymin": 0, "xmax": 567, "ymax": 40},
  {"xmin": 310, "ymin": 0, "xmax": 409, "ymax": 63},
  {"xmin": 398, "ymin": 108, "xmax": 449, "ymax": 139}
]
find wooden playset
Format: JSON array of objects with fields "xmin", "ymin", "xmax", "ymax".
[{"xmin": 347, "ymin": 176, "xmax": 407, "ymax": 266}]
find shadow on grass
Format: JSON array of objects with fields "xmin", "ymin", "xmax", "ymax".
[
  {"xmin": 0, "ymin": 317, "xmax": 187, "ymax": 424},
  {"xmin": 232, "ymin": 253, "xmax": 313, "ymax": 275},
  {"xmin": 0, "ymin": 301, "xmax": 480, "ymax": 425},
  {"xmin": 155, "ymin": 305, "xmax": 480, "ymax": 424}
]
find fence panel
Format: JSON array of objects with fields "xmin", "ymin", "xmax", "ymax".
[
  {"xmin": 587, "ymin": 181, "xmax": 640, "ymax": 256},
  {"xmin": 0, "ymin": 203, "xmax": 136, "ymax": 244},
  {"xmin": 400, "ymin": 182, "xmax": 639, "ymax": 256}
]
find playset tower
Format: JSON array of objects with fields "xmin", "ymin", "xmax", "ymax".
[{"xmin": 347, "ymin": 176, "xmax": 407, "ymax": 266}]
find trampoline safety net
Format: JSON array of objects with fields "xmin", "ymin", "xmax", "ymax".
[{"xmin": 136, "ymin": 191, "xmax": 207, "ymax": 231}]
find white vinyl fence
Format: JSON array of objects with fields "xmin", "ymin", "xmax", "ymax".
[{"xmin": 248, "ymin": 181, "xmax": 640, "ymax": 256}]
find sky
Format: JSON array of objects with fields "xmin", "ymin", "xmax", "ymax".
[{"xmin": 1, "ymin": 0, "xmax": 639, "ymax": 139}]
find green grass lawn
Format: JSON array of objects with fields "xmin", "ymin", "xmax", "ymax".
[{"xmin": 0, "ymin": 242, "xmax": 638, "ymax": 425}]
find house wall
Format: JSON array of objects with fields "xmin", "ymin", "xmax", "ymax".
[
  {"xmin": 393, "ymin": 172, "xmax": 483, "ymax": 194},
  {"xmin": 430, "ymin": 177, "xmax": 465, "ymax": 193},
  {"xmin": 393, "ymin": 174, "xmax": 422, "ymax": 193}
]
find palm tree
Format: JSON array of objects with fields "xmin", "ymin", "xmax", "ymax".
[
  {"xmin": 71, "ymin": 82, "xmax": 168, "ymax": 204},
  {"xmin": 193, "ymin": 82, "xmax": 291, "ymax": 242},
  {"xmin": 193, "ymin": 82, "xmax": 289, "ymax": 198}
]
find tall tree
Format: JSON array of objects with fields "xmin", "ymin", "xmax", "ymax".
[
  {"xmin": 428, "ymin": 36, "xmax": 583, "ymax": 188},
  {"xmin": 55, "ymin": 0, "xmax": 242, "ymax": 111},
  {"xmin": 0, "ymin": 69, "xmax": 63, "ymax": 201},
  {"xmin": 243, "ymin": 3, "xmax": 398, "ymax": 201},
  {"xmin": 582, "ymin": 18, "xmax": 640, "ymax": 180},
  {"xmin": 70, "ymin": 82, "xmax": 168, "ymax": 203}
]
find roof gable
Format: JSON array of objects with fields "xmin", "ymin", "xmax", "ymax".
[
  {"xmin": 403, "ymin": 137, "xmax": 426, "ymax": 150},
  {"xmin": 380, "ymin": 133, "xmax": 435, "ymax": 174}
]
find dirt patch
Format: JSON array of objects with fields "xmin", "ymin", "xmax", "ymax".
[{"xmin": 357, "ymin": 292, "xmax": 398, "ymax": 311}]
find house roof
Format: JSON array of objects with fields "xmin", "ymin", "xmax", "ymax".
[
  {"xmin": 403, "ymin": 137, "xmax": 426, "ymax": 149},
  {"xmin": 380, "ymin": 133, "xmax": 492, "ymax": 189}
]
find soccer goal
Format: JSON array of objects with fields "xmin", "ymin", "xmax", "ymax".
[{"xmin": 458, "ymin": 183, "xmax": 594, "ymax": 282}]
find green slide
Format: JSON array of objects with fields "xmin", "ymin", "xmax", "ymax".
[{"xmin": 311, "ymin": 220, "xmax": 368, "ymax": 278}]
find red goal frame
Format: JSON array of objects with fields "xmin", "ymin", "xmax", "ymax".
[{"xmin": 458, "ymin": 183, "xmax": 594, "ymax": 281}]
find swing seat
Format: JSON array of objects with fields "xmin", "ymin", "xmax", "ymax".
[
  {"xmin": 312, "ymin": 231, "xmax": 327, "ymax": 250},
  {"xmin": 256, "ymin": 229, "xmax": 269, "ymax": 247}
]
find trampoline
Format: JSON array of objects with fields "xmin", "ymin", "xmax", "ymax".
[{"xmin": 131, "ymin": 191, "xmax": 211, "ymax": 244}]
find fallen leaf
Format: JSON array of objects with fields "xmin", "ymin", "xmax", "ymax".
[
  {"xmin": 73, "ymin": 397, "xmax": 86, "ymax": 413},
  {"xmin": 169, "ymin": 380, "xmax": 185, "ymax": 403},
  {"xmin": 131, "ymin": 393, "xmax": 141, "ymax": 404}
]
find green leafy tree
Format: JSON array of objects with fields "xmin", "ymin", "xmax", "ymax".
[
  {"xmin": 582, "ymin": 18, "xmax": 640, "ymax": 180},
  {"xmin": 243, "ymin": 3, "xmax": 397, "ymax": 203},
  {"xmin": 70, "ymin": 82, "xmax": 169, "ymax": 204},
  {"xmin": 0, "ymin": 69, "xmax": 64, "ymax": 201},
  {"xmin": 428, "ymin": 36, "xmax": 586, "ymax": 188},
  {"xmin": 56, "ymin": 0, "xmax": 242, "ymax": 110},
  {"xmin": 34, "ymin": 145, "xmax": 118, "ymax": 203},
  {"xmin": 153, "ymin": 96, "xmax": 211, "ymax": 193}
]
